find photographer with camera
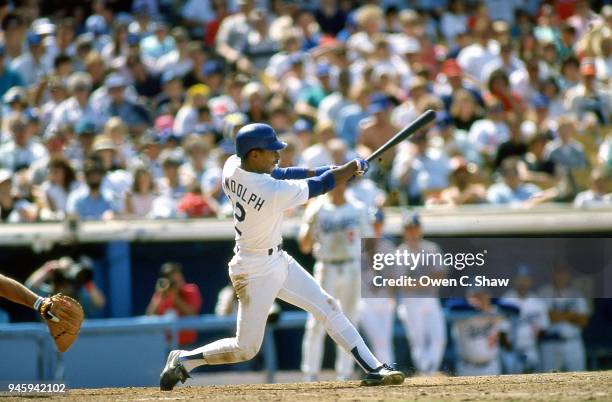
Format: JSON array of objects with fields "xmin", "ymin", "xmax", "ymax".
[
  {"xmin": 25, "ymin": 256, "xmax": 106, "ymax": 318},
  {"xmin": 146, "ymin": 262, "xmax": 202, "ymax": 346}
]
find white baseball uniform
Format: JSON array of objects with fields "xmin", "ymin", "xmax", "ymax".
[
  {"xmin": 397, "ymin": 240, "xmax": 447, "ymax": 374},
  {"xmin": 501, "ymin": 290, "xmax": 549, "ymax": 373},
  {"xmin": 300, "ymin": 195, "xmax": 373, "ymax": 380},
  {"xmin": 358, "ymin": 236, "xmax": 397, "ymax": 365},
  {"xmin": 537, "ymin": 285, "xmax": 589, "ymax": 372},
  {"xmin": 178, "ymin": 155, "xmax": 382, "ymax": 374},
  {"xmin": 451, "ymin": 306, "xmax": 508, "ymax": 376}
]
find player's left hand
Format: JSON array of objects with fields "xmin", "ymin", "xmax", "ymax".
[{"xmin": 355, "ymin": 158, "xmax": 369, "ymax": 176}]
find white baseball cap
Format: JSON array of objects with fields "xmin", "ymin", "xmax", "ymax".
[{"xmin": 0, "ymin": 169, "xmax": 12, "ymax": 184}]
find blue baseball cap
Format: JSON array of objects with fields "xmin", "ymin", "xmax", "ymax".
[
  {"xmin": 292, "ymin": 118, "xmax": 313, "ymax": 133},
  {"xmin": 202, "ymin": 60, "xmax": 223, "ymax": 76},
  {"xmin": 27, "ymin": 32, "xmax": 43, "ymax": 46},
  {"xmin": 367, "ymin": 93, "xmax": 391, "ymax": 114},
  {"xmin": 532, "ymin": 93, "xmax": 550, "ymax": 109},
  {"xmin": 75, "ymin": 119, "xmax": 97, "ymax": 135},
  {"xmin": 403, "ymin": 212, "xmax": 421, "ymax": 227}
]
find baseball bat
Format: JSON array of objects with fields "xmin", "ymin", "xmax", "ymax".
[{"xmin": 366, "ymin": 109, "xmax": 437, "ymax": 163}]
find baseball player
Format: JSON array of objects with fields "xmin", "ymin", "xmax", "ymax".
[
  {"xmin": 160, "ymin": 123, "xmax": 405, "ymax": 390},
  {"xmin": 538, "ymin": 262, "xmax": 589, "ymax": 372},
  {"xmin": 501, "ymin": 266, "xmax": 549, "ymax": 373},
  {"xmin": 299, "ymin": 180, "xmax": 373, "ymax": 381},
  {"xmin": 358, "ymin": 209, "xmax": 397, "ymax": 366},
  {"xmin": 396, "ymin": 213, "xmax": 447, "ymax": 375},
  {"xmin": 0, "ymin": 273, "xmax": 83, "ymax": 351},
  {"xmin": 449, "ymin": 288, "xmax": 513, "ymax": 376}
]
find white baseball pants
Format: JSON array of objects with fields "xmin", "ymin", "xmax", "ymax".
[
  {"xmin": 358, "ymin": 298, "xmax": 396, "ymax": 365},
  {"xmin": 179, "ymin": 250, "xmax": 381, "ymax": 373},
  {"xmin": 301, "ymin": 260, "xmax": 360, "ymax": 379},
  {"xmin": 398, "ymin": 297, "xmax": 447, "ymax": 374}
]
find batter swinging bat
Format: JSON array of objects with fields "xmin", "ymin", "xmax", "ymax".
[{"xmin": 366, "ymin": 109, "xmax": 437, "ymax": 163}]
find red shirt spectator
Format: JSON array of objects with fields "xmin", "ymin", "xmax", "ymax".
[{"xmin": 147, "ymin": 262, "xmax": 202, "ymax": 345}]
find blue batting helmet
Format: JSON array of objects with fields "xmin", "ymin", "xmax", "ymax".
[{"xmin": 235, "ymin": 123, "xmax": 287, "ymax": 158}]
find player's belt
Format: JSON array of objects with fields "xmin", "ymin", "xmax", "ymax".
[{"xmin": 235, "ymin": 244, "xmax": 283, "ymax": 256}]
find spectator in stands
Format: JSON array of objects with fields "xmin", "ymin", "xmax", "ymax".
[
  {"xmin": 48, "ymin": 72, "xmax": 96, "ymax": 135},
  {"xmin": 524, "ymin": 133, "xmax": 559, "ymax": 187},
  {"xmin": 215, "ymin": 0, "xmax": 254, "ymax": 73},
  {"xmin": 573, "ymin": 168, "xmax": 612, "ymax": 208},
  {"xmin": 301, "ymin": 120, "xmax": 337, "ymax": 168},
  {"xmin": 0, "ymin": 168, "xmax": 36, "ymax": 223},
  {"xmin": 565, "ymin": 60, "xmax": 611, "ymax": 125},
  {"xmin": 146, "ymin": 262, "xmax": 202, "ymax": 345},
  {"xmin": 538, "ymin": 262, "xmax": 590, "ymax": 372},
  {"xmin": 0, "ymin": 114, "xmax": 47, "ymax": 173},
  {"xmin": 336, "ymin": 82, "xmax": 370, "ymax": 148},
  {"xmin": 486, "ymin": 69, "xmax": 525, "ymax": 116},
  {"xmin": 174, "ymin": 85, "xmax": 210, "ymax": 137},
  {"xmin": 124, "ymin": 165, "xmax": 156, "ymax": 218},
  {"xmin": 66, "ymin": 156, "xmax": 115, "ymax": 221},
  {"xmin": 26, "ymin": 256, "xmax": 106, "ymax": 318},
  {"xmin": 391, "ymin": 131, "xmax": 452, "ymax": 206},
  {"xmin": 439, "ymin": 157, "xmax": 486, "ymax": 206},
  {"xmin": 544, "ymin": 117, "xmax": 589, "ymax": 172},
  {"xmin": 440, "ymin": 0, "xmax": 468, "ymax": 46},
  {"xmin": 102, "ymin": 73, "xmax": 151, "ymax": 135},
  {"xmin": 38, "ymin": 157, "xmax": 79, "ymax": 221},
  {"xmin": 487, "ymin": 157, "xmax": 541, "ymax": 205},
  {"xmin": 177, "ymin": 181, "xmax": 217, "ymax": 218},
  {"xmin": 468, "ymin": 99, "xmax": 510, "ymax": 164},
  {"xmin": 494, "ymin": 116, "xmax": 528, "ymax": 169},
  {"xmin": 0, "ymin": 45, "xmax": 24, "ymax": 97},
  {"xmin": 449, "ymin": 89, "xmax": 483, "ymax": 131},
  {"xmin": 11, "ymin": 32, "xmax": 51, "ymax": 88}
]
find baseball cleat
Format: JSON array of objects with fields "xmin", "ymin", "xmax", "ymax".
[
  {"xmin": 160, "ymin": 350, "xmax": 191, "ymax": 391},
  {"xmin": 360, "ymin": 364, "xmax": 405, "ymax": 386}
]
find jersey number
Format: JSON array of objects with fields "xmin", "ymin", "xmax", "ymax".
[{"xmin": 234, "ymin": 201, "xmax": 246, "ymax": 235}]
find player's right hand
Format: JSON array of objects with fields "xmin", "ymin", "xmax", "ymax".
[{"xmin": 355, "ymin": 158, "xmax": 369, "ymax": 176}]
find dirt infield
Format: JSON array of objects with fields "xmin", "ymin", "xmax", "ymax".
[{"xmin": 4, "ymin": 371, "xmax": 611, "ymax": 401}]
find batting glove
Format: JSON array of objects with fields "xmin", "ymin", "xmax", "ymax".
[{"xmin": 355, "ymin": 158, "xmax": 369, "ymax": 175}]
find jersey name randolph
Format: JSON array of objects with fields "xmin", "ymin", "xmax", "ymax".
[{"xmin": 224, "ymin": 178, "xmax": 266, "ymax": 211}]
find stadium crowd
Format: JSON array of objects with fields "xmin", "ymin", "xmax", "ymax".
[{"xmin": 0, "ymin": 0, "xmax": 610, "ymax": 223}]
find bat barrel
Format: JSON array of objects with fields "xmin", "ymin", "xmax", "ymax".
[{"xmin": 366, "ymin": 109, "xmax": 437, "ymax": 162}]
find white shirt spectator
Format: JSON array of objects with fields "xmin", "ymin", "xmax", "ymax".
[
  {"xmin": 486, "ymin": 181, "xmax": 541, "ymax": 205},
  {"xmin": 48, "ymin": 97, "xmax": 99, "ymax": 135},
  {"xmin": 573, "ymin": 189, "xmax": 612, "ymax": 208},
  {"xmin": 544, "ymin": 139, "xmax": 588, "ymax": 170},
  {"xmin": 457, "ymin": 42, "xmax": 498, "ymax": 83},
  {"xmin": 173, "ymin": 105, "xmax": 199, "ymax": 137},
  {"xmin": 0, "ymin": 140, "xmax": 47, "ymax": 171},
  {"xmin": 10, "ymin": 52, "xmax": 52, "ymax": 87},
  {"xmin": 468, "ymin": 119, "xmax": 510, "ymax": 157}
]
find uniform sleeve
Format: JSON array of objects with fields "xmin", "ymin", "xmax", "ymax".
[
  {"xmin": 271, "ymin": 166, "xmax": 332, "ymax": 180},
  {"xmin": 273, "ymin": 178, "xmax": 310, "ymax": 211},
  {"xmin": 298, "ymin": 199, "xmax": 320, "ymax": 240}
]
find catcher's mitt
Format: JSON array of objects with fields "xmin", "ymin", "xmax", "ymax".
[{"xmin": 38, "ymin": 294, "xmax": 84, "ymax": 352}]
